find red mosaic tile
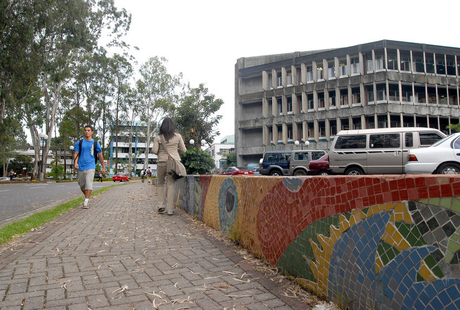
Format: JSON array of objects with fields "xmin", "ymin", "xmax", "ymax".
[
  {"xmin": 440, "ymin": 184, "xmax": 453, "ymax": 197},
  {"xmin": 428, "ymin": 185, "xmax": 441, "ymax": 198}
]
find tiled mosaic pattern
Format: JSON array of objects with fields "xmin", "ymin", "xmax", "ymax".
[{"xmin": 178, "ymin": 175, "xmax": 460, "ymax": 309}]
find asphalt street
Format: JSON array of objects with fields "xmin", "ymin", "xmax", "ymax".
[{"xmin": 0, "ymin": 181, "xmax": 121, "ymax": 228}]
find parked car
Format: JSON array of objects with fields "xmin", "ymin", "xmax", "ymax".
[
  {"xmin": 329, "ymin": 127, "xmax": 446, "ymax": 175},
  {"xmin": 112, "ymin": 173, "xmax": 130, "ymax": 182},
  {"xmin": 259, "ymin": 150, "xmax": 327, "ymax": 176},
  {"xmin": 0, "ymin": 177, "xmax": 10, "ymax": 181},
  {"xmin": 221, "ymin": 167, "xmax": 254, "ymax": 176},
  {"xmin": 289, "ymin": 150, "xmax": 327, "ymax": 176},
  {"xmin": 308, "ymin": 154, "xmax": 331, "ymax": 175},
  {"xmin": 405, "ymin": 133, "xmax": 460, "ymax": 174}
]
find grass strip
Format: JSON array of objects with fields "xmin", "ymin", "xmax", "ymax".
[{"xmin": 0, "ymin": 185, "xmax": 118, "ymax": 246}]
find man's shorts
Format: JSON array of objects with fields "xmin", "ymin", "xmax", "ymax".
[{"xmin": 77, "ymin": 169, "xmax": 95, "ymax": 191}]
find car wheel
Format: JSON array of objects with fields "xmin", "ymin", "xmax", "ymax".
[
  {"xmin": 345, "ymin": 167, "xmax": 364, "ymax": 175},
  {"xmin": 437, "ymin": 163, "xmax": 460, "ymax": 174},
  {"xmin": 319, "ymin": 170, "xmax": 330, "ymax": 176},
  {"xmin": 270, "ymin": 170, "xmax": 281, "ymax": 176},
  {"xmin": 294, "ymin": 170, "xmax": 307, "ymax": 176}
]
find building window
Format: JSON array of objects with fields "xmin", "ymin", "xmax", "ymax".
[
  {"xmin": 340, "ymin": 89, "xmax": 348, "ymax": 106},
  {"xmin": 308, "ymin": 123, "xmax": 314, "ymax": 138},
  {"xmin": 377, "ymin": 115, "xmax": 387, "ymax": 128},
  {"xmin": 287, "ymin": 70, "xmax": 293, "ymax": 85},
  {"xmin": 287, "ymin": 97, "xmax": 293, "ymax": 113},
  {"xmin": 449, "ymin": 87, "xmax": 459, "ymax": 106},
  {"xmin": 329, "ymin": 90, "xmax": 336, "ymax": 108},
  {"xmin": 341, "ymin": 118, "xmax": 350, "ymax": 130},
  {"xmin": 366, "ymin": 85, "xmax": 374, "ymax": 104},
  {"xmin": 413, "ymin": 52, "xmax": 424, "ymax": 73},
  {"xmin": 388, "ymin": 84, "xmax": 399, "ymax": 101},
  {"xmin": 278, "ymin": 98, "xmax": 283, "ymax": 114},
  {"xmin": 427, "ymin": 86, "xmax": 436, "ymax": 104},
  {"xmin": 447, "ymin": 55, "xmax": 456, "ymax": 75},
  {"xmin": 439, "ymin": 87, "xmax": 448, "ymax": 105},
  {"xmin": 426, "ymin": 53, "xmax": 435, "ymax": 74},
  {"xmin": 287, "ymin": 125, "xmax": 293, "ymax": 140},
  {"xmin": 277, "ymin": 125, "xmax": 283, "ymax": 144},
  {"xmin": 328, "ymin": 60, "xmax": 335, "ymax": 79},
  {"xmin": 339, "ymin": 58, "xmax": 348, "ymax": 76},
  {"xmin": 366, "ymin": 116, "xmax": 375, "ymax": 129},
  {"xmin": 297, "ymin": 95, "xmax": 302, "ymax": 113},
  {"xmin": 375, "ymin": 50, "xmax": 385, "ymax": 70},
  {"xmin": 365, "ymin": 52, "xmax": 373, "ymax": 73},
  {"xmin": 403, "ymin": 115, "xmax": 414, "ymax": 127},
  {"xmin": 436, "ymin": 54, "xmax": 446, "ymax": 74},
  {"xmin": 352, "ymin": 87, "xmax": 361, "ymax": 104},
  {"xmin": 308, "ymin": 94, "xmax": 314, "ymax": 110},
  {"xmin": 387, "ymin": 49, "xmax": 398, "ymax": 70},
  {"xmin": 317, "ymin": 65, "xmax": 323, "ymax": 80},
  {"xmin": 306, "ymin": 66, "xmax": 313, "ymax": 82},
  {"xmin": 376, "ymin": 84, "xmax": 386, "ymax": 101},
  {"xmin": 390, "ymin": 115, "xmax": 400, "ymax": 127},
  {"xmin": 353, "ymin": 117, "xmax": 361, "ymax": 129},
  {"xmin": 318, "ymin": 92, "xmax": 325, "ymax": 109},
  {"xmin": 330, "ymin": 120, "xmax": 337, "ymax": 136},
  {"xmin": 414, "ymin": 85, "xmax": 426, "ymax": 103},
  {"xmin": 401, "ymin": 84, "xmax": 412, "ymax": 102},
  {"xmin": 351, "ymin": 57, "xmax": 360, "ymax": 75},
  {"xmin": 400, "ymin": 51, "xmax": 411, "ymax": 71},
  {"xmin": 318, "ymin": 121, "xmax": 325, "ymax": 137}
]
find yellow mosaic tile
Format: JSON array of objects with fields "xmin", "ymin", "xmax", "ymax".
[
  {"xmin": 375, "ymin": 252, "xmax": 384, "ymax": 274},
  {"xmin": 419, "ymin": 261, "xmax": 437, "ymax": 281}
]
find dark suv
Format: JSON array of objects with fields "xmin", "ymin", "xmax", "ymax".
[{"xmin": 259, "ymin": 151, "xmax": 291, "ymax": 176}]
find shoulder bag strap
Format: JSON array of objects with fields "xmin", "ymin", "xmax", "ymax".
[{"xmin": 159, "ymin": 135, "xmax": 170, "ymax": 155}]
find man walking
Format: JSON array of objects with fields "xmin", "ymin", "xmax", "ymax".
[{"xmin": 73, "ymin": 125, "xmax": 105, "ymax": 208}]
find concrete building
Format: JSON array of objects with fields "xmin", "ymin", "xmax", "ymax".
[
  {"xmin": 205, "ymin": 135, "xmax": 235, "ymax": 170},
  {"xmin": 109, "ymin": 121, "xmax": 158, "ymax": 175},
  {"xmin": 235, "ymin": 40, "xmax": 460, "ymax": 168}
]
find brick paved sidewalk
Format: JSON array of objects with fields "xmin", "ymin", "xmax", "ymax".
[{"xmin": 0, "ymin": 182, "xmax": 319, "ymax": 309}]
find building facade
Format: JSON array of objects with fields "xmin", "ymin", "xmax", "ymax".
[
  {"xmin": 109, "ymin": 121, "xmax": 158, "ymax": 175},
  {"xmin": 205, "ymin": 135, "xmax": 235, "ymax": 170},
  {"xmin": 235, "ymin": 40, "xmax": 460, "ymax": 168}
]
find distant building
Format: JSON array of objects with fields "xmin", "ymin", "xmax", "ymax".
[
  {"xmin": 205, "ymin": 135, "xmax": 234, "ymax": 169},
  {"xmin": 235, "ymin": 40, "xmax": 460, "ymax": 168},
  {"xmin": 109, "ymin": 121, "xmax": 158, "ymax": 175}
]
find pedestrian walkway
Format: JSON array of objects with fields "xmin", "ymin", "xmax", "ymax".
[{"xmin": 0, "ymin": 182, "xmax": 325, "ymax": 309}]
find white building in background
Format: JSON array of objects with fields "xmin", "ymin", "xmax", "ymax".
[
  {"xmin": 109, "ymin": 121, "xmax": 158, "ymax": 176},
  {"xmin": 205, "ymin": 135, "xmax": 234, "ymax": 170}
]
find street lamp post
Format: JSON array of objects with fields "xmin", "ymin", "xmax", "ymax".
[
  {"xmin": 294, "ymin": 140, "xmax": 310, "ymax": 150},
  {"xmin": 39, "ymin": 132, "xmax": 48, "ymax": 181},
  {"xmin": 189, "ymin": 139, "xmax": 196, "ymax": 174}
]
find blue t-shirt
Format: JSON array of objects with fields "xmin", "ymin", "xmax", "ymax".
[{"xmin": 74, "ymin": 139, "xmax": 102, "ymax": 171}]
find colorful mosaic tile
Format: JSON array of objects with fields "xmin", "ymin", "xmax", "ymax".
[{"xmin": 179, "ymin": 175, "xmax": 460, "ymax": 309}]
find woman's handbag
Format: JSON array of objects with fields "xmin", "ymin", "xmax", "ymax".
[{"xmin": 160, "ymin": 135, "xmax": 187, "ymax": 179}]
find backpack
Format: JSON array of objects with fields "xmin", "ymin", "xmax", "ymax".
[{"xmin": 77, "ymin": 139, "xmax": 98, "ymax": 164}]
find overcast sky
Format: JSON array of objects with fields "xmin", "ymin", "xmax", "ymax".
[{"xmin": 114, "ymin": 0, "xmax": 460, "ymax": 143}]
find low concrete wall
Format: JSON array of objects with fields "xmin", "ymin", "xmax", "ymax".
[{"xmin": 175, "ymin": 175, "xmax": 460, "ymax": 309}]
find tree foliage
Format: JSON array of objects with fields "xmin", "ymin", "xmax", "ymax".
[
  {"xmin": 173, "ymin": 84, "xmax": 224, "ymax": 149},
  {"xmin": 181, "ymin": 149, "xmax": 215, "ymax": 175}
]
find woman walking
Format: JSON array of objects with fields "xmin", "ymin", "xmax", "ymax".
[{"xmin": 152, "ymin": 117, "xmax": 187, "ymax": 215}]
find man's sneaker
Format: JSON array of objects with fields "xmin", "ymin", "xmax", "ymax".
[{"xmin": 83, "ymin": 200, "xmax": 89, "ymax": 209}]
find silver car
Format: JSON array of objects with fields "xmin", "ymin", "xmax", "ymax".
[{"xmin": 405, "ymin": 133, "xmax": 460, "ymax": 174}]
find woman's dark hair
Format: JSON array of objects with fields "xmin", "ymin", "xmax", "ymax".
[{"xmin": 159, "ymin": 117, "xmax": 175, "ymax": 142}]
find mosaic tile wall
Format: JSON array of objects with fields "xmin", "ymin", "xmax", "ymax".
[{"xmin": 176, "ymin": 175, "xmax": 460, "ymax": 309}]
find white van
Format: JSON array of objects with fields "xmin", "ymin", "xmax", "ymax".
[{"xmin": 329, "ymin": 127, "xmax": 446, "ymax": 175}]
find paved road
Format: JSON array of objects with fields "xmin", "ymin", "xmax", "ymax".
[
  {"xmin": 0, "ymin": 181, "xmax": 126, "ymax": 228},
  {"xmin": 0, "ymin": 182, "xmax": 323, "ymax": 309}
]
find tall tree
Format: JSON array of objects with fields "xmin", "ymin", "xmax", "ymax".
[
  {"xmin": 136, "ymin": 56, "xmax": 182, "ymax": 170},
  {"xmin": 1, "ymin": 0, "xmax": 131, "ymax": 180},
  {"xmin": 174, "ymin": 83, "xmax": 224, "ymax": 149},
  {"xmin": 108, "ymin": 53, "xmax": 133, "ymax": 174}
]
